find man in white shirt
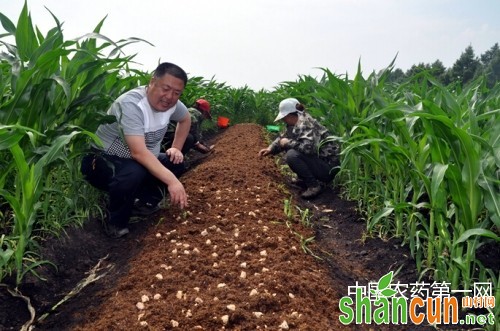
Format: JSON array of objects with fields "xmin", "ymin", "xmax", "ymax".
[{"xmin": 81, "ymin": 62, "xmax": 190, "ymax": 238}]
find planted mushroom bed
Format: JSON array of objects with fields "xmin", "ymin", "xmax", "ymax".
[
  {"xmin": 74, "ymin": 123, "xmax": 342, "ymax": 330},
  {"xmin": 1, "ymin": 123, "xmax": 432, "ymax": 330}
]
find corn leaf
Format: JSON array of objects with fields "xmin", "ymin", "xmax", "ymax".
[
  {"xmin": 15, "ymin": 1, "xmax": 39, "ymax": 61},
  {"xmin": 0, "ymin": 12, "xmax": 16, "ymax": 34},
  {"xmin": 455, "ymin": 228, "xmax": 500, "ymax": 244}
]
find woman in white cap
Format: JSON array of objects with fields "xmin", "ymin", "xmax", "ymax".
[{"xmin": 258, "ymin": 98, "xmax": 340, "ymax": 199}]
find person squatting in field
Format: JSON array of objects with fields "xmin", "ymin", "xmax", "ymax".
[
  {"xmin": 258, "ymin": 98, "xmax": 340, "ymax": 199},
  {"xmin": 81, "ymin": 62, "xmax": 190, "ymax": 238},
  {"xmin": 162, "ymin": 98, "xmax": 215, "ymax": 155}
]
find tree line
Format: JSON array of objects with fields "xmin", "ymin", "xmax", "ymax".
[{"xmin": 388, "ymin": 43, "xmax": 500, "ymax": 87}]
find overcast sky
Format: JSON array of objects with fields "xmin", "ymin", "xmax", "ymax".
[{"xmin": 2, "ymin": 0, "xmax": 499, "ymax": 90}]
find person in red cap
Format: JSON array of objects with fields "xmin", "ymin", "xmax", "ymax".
[{"xmin": 162, "ymin": 98, "xmax": 214, "ymax": 154}]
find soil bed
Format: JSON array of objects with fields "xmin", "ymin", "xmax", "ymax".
[{"xmin": 1, "ymin": 124, "xmax": 448, "ymax": 330}]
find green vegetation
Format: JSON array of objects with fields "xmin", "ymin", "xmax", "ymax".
[
  {"xmin": 1, "ymin": 3, "xmax": 498, "ymax": 329},
  {"xmin": 302, "ymin": 66, "xmax": 499, "ymax": 329},
  {"xmin": 388, "ymin": 43, "xmax": 500, "ymax": 88}
]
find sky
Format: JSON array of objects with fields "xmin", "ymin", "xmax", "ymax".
[{"xmin": 1, "ymin": 0, "xmax": 499, "ymax": 90}]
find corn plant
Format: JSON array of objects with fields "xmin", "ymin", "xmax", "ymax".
[
  {"xmin": 0, "ymin": 2, "xmax": 151, "ymax": 285},
  {"xmin": 280, "ymin": 64, "xmax": 499, "ymax": 324},
  {"xmin": 0, "ymin": 125, "xmax": 101, "ymax": 284}
]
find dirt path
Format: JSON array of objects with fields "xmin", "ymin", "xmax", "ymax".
[
  {"xmin": 72, "ymin": 123, "xmax": 347, "ymax": 330},
  {"xmin": 1, "ymin": 123, "xmax": 436, "ymax": 330}
]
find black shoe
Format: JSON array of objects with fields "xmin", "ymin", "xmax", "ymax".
[
  {"xmin": 104, "ymin": 224, "xmax": 129, "ymax": 238},
  {"xmin": 301, "ymin": 183, "xmax": 323, "ymax": 199},
  {"xmin": 132, "ymin": 201, "xmax": 161, "ymax": 217}
]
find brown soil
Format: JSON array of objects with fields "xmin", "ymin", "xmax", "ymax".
[{"xmin": 0, "ymin": 124, "xmax": 451, "ymax": 330}]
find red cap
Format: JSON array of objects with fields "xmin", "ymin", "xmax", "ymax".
[{"xmin": 196, "ymin": 99, "xmax": 211, "ymax": 112}]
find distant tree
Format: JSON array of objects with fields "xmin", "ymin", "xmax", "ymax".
[
  {"xmin": 403, "ymin": 61, "xmax": 447, "ymax": 84},
  {"xmin": 381, "ymin": 42, "xmax": 500, "ymax": 87},
  {"xmin": 430, "ymin": 60, "xmax": 446, "ymax": 82},
  {"xmin": 448, "ymin": 45, "xmax": 480, "ymax": 85},
  {"xmin": 476, "ymin": 43, "xmax": 500, "ymax": 87},
  {"xmin": 405, "ymin": 62, "xmax": 430, "ymax": 78},
  {"xmin": 387, "ymin": 68, "xmax": 406, "ymax": 83},
  {"xmin": 483, "ymin": 53, "xmax": 500, "ymax": 88},
  {"xmin": 479, "ymin": 43, "xmax": 500, "ymax": 65}
]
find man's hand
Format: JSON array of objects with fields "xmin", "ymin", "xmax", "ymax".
[
  {"xmin": 258, "ymin": 147, "xmax": 271, "ymax": 157},
  {"xmin": 168, "ymin": 179, "xmax": 188, "ymax": 209},
  {"xmin": 125, "ymin": 136, "xmax": 187, "ymax": 206},
  {"xmin": 194, "ymin": 142, "xmax": 213, "ymax": 154},
  {"xmin": 279, "ymin": 138, "xmax": 290, "ymax": 148},
  {"xmin": 166, "ymin": 147, "xmax": 184, "ymax": 164}
]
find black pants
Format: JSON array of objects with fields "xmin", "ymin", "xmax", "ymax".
[
  {"xmin": 81, "ymin": 152, "xmax": 185, "ymax": 228},
  {"xmin": 162, "ymin": 132, "xmax": 195, "ymax": 155},
  {"xmin": 284, "ymin": 149, "xmax": 337, "ymax": 186}
]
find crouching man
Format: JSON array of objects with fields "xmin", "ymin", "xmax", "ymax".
[{"xmin": 81, "ymin": 62, "xmax": 190, "ymax": 238}]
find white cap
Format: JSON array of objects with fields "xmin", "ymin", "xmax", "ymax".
[{"xmin": 274, "ymin": 98, "xmax": 300, "ymax": 122}]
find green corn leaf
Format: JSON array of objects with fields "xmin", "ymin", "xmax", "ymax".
[
  {"xmin": 455, "ymin": 228, "xmax": 500, "ymax": 244},
  {"xmin": 0, "ymin": 12, "xmax": 16, "ymax": 34},
  {"xmin": 446, "ymin": 163, "xmax": 473, "ymax": 225},
  {"xmin": 0, "ymin": 243, "xmax": 14, "ymax": 268},
  {"xmin": 430, "ymin": 163, "xmax": 448, "ymax": 208},
  {"xmin": 28, "ymin": 28, "xmax": 64, "ymax": 67},
  {"xmin": 71, "ymin": 32, "xmax": 122, "ymax": 56},
  {"xmin": 51, "ymin": 73, "xmax": 71, "ymax": 100},
  {"xmin": 36, "ymin": 131, "xmax": 80, "ymax": 168},
  {"xmin": 478, "ymin": 174, "xmax": 500, "ymax": 228},
  {"xmin": 44, "ymin": 6, "xmax": 62, "ymax": 30},
  {"xmin": 0, "ymin": 127, "xmax": 25, "ymax": 150},
  {"xmin": 368, "ymin": 207, "xmax": 394, "ymax": 231},
  {"xmin": 0, "ymin": 189, "xmax": 21, "ymax": 222},
  {"xmin": 9, "ymin": 144, "xmax": 30, "ymax": 192},
  {"xmin": 15, "ymin": 1, "xmax": 39, "ymax": 61},
  {"xmin": 340, "ymin": 138, "xmax": 385, "ymax": 157}
]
